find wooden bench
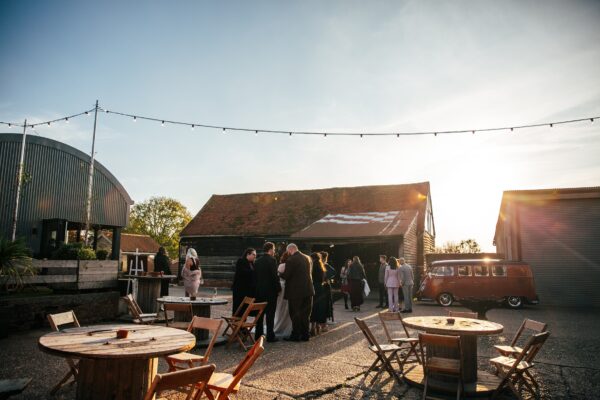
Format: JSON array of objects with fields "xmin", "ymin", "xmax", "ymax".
[{"xmin": 0, "ymin": 378, "xmax": 32, "ymax": 400}]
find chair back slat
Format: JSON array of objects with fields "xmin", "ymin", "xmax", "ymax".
[
  {"xmin": 419, "ymin": 332, "xmax": 461, "ymax": 349},
  {"xmin": 47, "ymin": 311, "xmax": 80, "ymax": 331},
  {"xmin": 165, "ymin": 303, "xmax": 194, "ymax": 313},
  {"xmin": 243, "ymin": 302, "xmax": 267, "ymax": 322},
  {"xmin": 144, "ymin": 364, "xmax": 215, "ymax": 400},
  {"xmin": 354, "ymin": 317, "xmax": 381, "ymax": 351},
  {"xmin": 219, "ymin": 337, "xmax": 264, "ymax": 399},
  {"xmin": 188, "ymin": 317, "xmax": 224, "ymax": 361},
  {"xmin": 378, "ymin": 311, "xmax": 412, "ymax": 340},
  {"xmin": 501, "ymin": 331, "xmax": 550, "ymax": 382},
  {"xmin": 447, "ymin": 311, "xmax": 478, "ymax": 319},
  {"xmin": 233, "ymin": 296, "xmax": 255, "ymax": 318},
  {"xmin": 510, "ymin": 318, "xmax": 547, "ymax": 346}
]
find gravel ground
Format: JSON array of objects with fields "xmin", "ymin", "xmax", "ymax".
[{"xmin": 1, "ymin": 286, "xmax": 598, "ymax": 399}]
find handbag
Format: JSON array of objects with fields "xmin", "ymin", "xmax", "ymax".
[{"xmin": 362, "ymin": 279, "xmax": 370, "ymax": 297}]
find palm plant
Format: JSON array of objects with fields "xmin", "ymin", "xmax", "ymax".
[{"xmin": 0, "ymin": 236, "xmax": 36, "ymax": 293}]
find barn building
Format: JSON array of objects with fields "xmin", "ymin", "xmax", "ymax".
[
  {"xmin": 179, "ymin": 182, "xmax": 435, "ymax": 284},
  {"xmin": 0, "ymin": 133, "xmax": 133, "ymax": 259},
  {"xmin": 494, "ymin": 187, "xmax": 600, "ymax": 308}
]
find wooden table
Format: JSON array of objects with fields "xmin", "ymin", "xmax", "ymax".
[
  {"xmin": 157, "ymin": 296, "xmax": 228, "ymax": 345},
  {"xmin": 39, "ymin": 324, "xmax": 195, "ymax": 400},
  {"xmin": 402, "ymin": 316, "xmax": 503, "ymax": 396},
  {"xmin": 126, "ymin": 275, "xmax": 176, "ymax": 314}
]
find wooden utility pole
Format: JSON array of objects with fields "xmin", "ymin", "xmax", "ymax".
[
  {"xmin": 11, "ymin": 119, "xmax": 27, "ymax": 241},
  {"xmin": 84, "ymin": 101, "xmax": 99, "ymax": 246}
]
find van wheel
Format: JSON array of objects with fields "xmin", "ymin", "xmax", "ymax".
[
  {"xmin": 437, "ymin": 293, "xmax": 453, "ymax": 307},
  {"xmin": 506, "ymin": 296, "xmax": 523, "ymax": 309}
]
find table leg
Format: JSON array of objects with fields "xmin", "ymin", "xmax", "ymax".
[
  {"xmin": 137, "ymin": 280, "xmax": 161, "ymax": 313},
  {"xmin": 191, "ymin": 305, "xmax": 211, "ymax": 341},
  {"xmin": 76, "ymin": 357, "xmax": 157, "ymax": 400},
  {"xmin": 460, "ymin": 335, "xmax": 478, "ymax": 382}
]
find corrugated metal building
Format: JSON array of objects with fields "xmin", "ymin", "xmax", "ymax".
[
  {"xmin": 494, "ymin": 187, "xmax": 600, "ymax": 307},
  {"xmin": 180, "ymin": 182, "xmax": 435, "ymax": 284},
  {"xmin": 0, "ymin": 133, "xmax": 133, "ymax": 258}
]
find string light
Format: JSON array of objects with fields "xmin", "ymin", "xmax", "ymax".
[
  {"xmin": 2, "ymin": 105, "xmax": 598, "ymax": 138},
  {"xmin": 255, "ymin": 130, "xmax": 258, "ymax": 136}
]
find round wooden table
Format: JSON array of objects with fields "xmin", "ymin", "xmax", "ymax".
[
  {"xmin": 402, "ymin": 316, "xmax": 503, "ymax": 396},
  {"xmin": 126, "ymin": 275, "xmax": 177, "ymax": 313},
  {"xmin": 157, "ymin": 296, "xmax": 228, "ymax": 345},
  {"xmin": 39, "ymin": 324, "xmax": 195, "ymax": 400}
]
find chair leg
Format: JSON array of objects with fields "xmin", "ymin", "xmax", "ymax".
[
  {"xmin": 422, "ymin": 375, "xmax": 428, "ymax": 400},
  {"xmin": 50, "ymin": 369, "xmax": 74, "ymax": 395}
]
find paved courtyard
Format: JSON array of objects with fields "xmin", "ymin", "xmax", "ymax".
[{"xmin": 1, "ymin": 287, "xmax": 599, "ymax": 399}]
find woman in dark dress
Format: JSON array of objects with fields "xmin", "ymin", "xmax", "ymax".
[
  {"xmin": 231, "ymin": 248, "xmax": 257, "ymax": 314},
  {"xmin": 320, "ymin": 251, "xmax": 336, "ymax": 326},
  {"xmin": 310, "ymin": 252, "xmax": 329, "ymax": 336},
  {"xmin": 348, "ymin": 256, "xmax": 367, "ymax": 311},
  {"xmin": 154, "ymin": 247, "xmax": 171, "ymax": 296}
]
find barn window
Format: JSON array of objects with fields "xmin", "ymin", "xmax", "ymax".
[{"xmin": 458, "ymin": 265, "xmax": 471, "ymax": 276}]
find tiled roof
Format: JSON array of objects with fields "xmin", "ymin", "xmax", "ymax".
[
  {"xmin": 120, "ymin": 233, "xmax": 161, "ymax": 254},
  {"xmin": 181, "ymin": 182, "xmax": 430, "ymax": 237},
  {"xmin": 291, "ymin": 210, "xmax": 418, "ymax": 239}
]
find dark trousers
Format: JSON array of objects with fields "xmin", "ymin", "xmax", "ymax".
[
  {"xmin": 160, "ymin": 280, "xmax": 170, "ymax": 297},
  {"xmin": 378, "ymin": 283, "xmax": 388, "ymax": 306},
  {"xmin": 288, "ymin": 296, "xmax": 313, "ymax": 340},
  {"xmin": 255, "ymin": 296, "xmax": 277, "ymax": 340}
]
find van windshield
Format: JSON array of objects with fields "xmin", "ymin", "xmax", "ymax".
[{"xmin": 430, "ymin": 266, "xmax": 454, "ymax": 276}]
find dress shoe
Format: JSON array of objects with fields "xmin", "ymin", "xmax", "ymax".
[
  {"xmin": 375, "ymin": 304, "xmax": 383, "ymax": 308},
  {"xmin": 267, "ymin": 337, "xmax": 279, "ymax": 343},
  {"xmin": 301, "ymin": 336, "xmax": 310, "ymax": 342},
  {"xmin": 284, "ymin": 336, "xmax": 300, "ymax": 342}
]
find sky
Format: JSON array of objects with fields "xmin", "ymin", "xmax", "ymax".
[{"xmin": 1, "ymin": 1, "xmax": 599, "ymax": 251}]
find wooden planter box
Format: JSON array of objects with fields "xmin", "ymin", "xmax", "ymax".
[{"xmin": 23, "ymin": 259, "xmax": 119, "ymax": 291}]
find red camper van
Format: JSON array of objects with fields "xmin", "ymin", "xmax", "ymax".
[{"xmin": 417, "ymin": 259, "xmax": 539, "ymax": 309}]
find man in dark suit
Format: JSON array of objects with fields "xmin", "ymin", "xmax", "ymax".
[
  {"xmin": 254, "ymin": 242, "xmax": 281, "ymax": 342},
  {"xmin": 280, "ymin": 243, "xmax": 315, "ymax": 341}
]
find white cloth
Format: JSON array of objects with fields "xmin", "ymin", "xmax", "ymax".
[
  {"xmin": 363, "ymin": 279, "xmax": 370, "ymax": 297},
  {"xmin": 274, "ymin": 263, "xmax": 292, "ymax": 336}
]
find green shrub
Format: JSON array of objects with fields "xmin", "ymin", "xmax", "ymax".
[
  {"xmin": 51, "ymin": 242, "xmax": 97, "ymax": 260},
  {"xmin": 96, "ymin": 249, "xmax": 109, "ymax": 260},
  {"xmin": 0, "ymin": 236, "xmax": 36, "ymax": 292}
]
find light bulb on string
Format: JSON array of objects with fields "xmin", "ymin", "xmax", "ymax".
[
  {"xmin": 222, "ymin": 128, "xmax": 226, "ymax": 134},
  {"xmin": 396, "ymin": 134, "xmax": 400, "ymax": 138},
  {"xmin": 510, "ymin": 128, "xmax": 514, "ymax": 132},
  {"xmin": 47, "ymin": 122, "xmax": 51, "ymax": 126},
  {"xmin": 360, "ymin": 134, "xmax": 363, "ymax": 138},
  {"xmin": 550, "ymin": 123, "xmax": 553, "ymax": 128},
  {"xmin": 472, "ymin": 130, "xmax": 475, "ymax": 135},
  {"xmin": 85, "ymin": 111, "xmax": 89, "ymax": 115},
  {"xmin": 434, "ymin": 133, "xmax": 437, "ymax": 137},
  {"xmin": 323, "ymin": 133, "xmax": 327, "ymax": 138},
  {"xmin": 289, "ymin": 132, "xmax": 292, "ymax": 137},
  {"xmin": 191, "ymin": 125, "xmax": 195, "ymax": 131},
  {"xmin": 255, "ymin": 130, "xmax": 258, "ymax": 136},
  {"xmin": 65, "ymin": 118, "xmax": 69, "ymax": 123},
  {"xmin": 133, "ymin": 116, "xmax": 137, "ymax": 122},
  {"xmin": 161, "ymin": 120, "xmax": 165, "ymax": 126},
  {"xmin": 8, "ymin": 123, "xmax": 11, "ymax": 128}
]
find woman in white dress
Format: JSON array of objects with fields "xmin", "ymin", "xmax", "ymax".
[{"xmin": 273, "ymin": 251, "xmax": 292, "ymax": 337}]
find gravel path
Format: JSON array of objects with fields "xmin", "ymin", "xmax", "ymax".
[{"xmin": 1, "ymin": 286, "xmax": 598, "ymax": 399}]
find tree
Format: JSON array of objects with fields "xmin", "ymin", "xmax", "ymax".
[
  {"xmin": 436, "ymin": 239, "xmax": 481, "ymax": 254},
  {"xmin": 124, "ymin": 197, "xmax": 192, "ymax": 259}
]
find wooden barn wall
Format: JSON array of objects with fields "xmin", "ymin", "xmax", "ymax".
[
  {"xmin": 518, "ymin": 198, "xmax": 600, "ymax": 308},
  {"xmin": 401, "ymin": 219, "xmax": 418, "ymax": 267}
]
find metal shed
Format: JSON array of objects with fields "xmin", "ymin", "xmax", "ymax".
[{"xmin": 0, "ymin": 133, "xmax": 133, "ymax": 258}]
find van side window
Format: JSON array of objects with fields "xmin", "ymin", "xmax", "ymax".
[
  {"xmin": 431, "ymin": 266, "xmax": 454, "ymax": 276},
  {"xmin": 492, "ymin": 265, "xmax": 507, "ymax": 277},
  {"xmin": 458, "ymin": 265, "xmax": 471, "ymax": 276},
  {"xmin": 474, "ymin": 265, "xmax": 488, "ymax": 277}
]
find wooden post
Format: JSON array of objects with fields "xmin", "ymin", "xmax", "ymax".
[
  {"xmin": 84, "ymin": 100, "xmax": 99, "ymax": 246},
  {"xmin": 11, "ymin": 120, "xmax": 27, "ymax": 241}
]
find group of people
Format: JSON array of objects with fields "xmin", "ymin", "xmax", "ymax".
[
  {"xmin": 180, "ymin": 244, "xmax": 415, "ymax": 343},
  {"xmin": 231, "ymin": 243, "xmax": 336, "ymax": 343},
  {"xmin": 375, "ymin": 255, "xmax": 415, "ymax": 313}
]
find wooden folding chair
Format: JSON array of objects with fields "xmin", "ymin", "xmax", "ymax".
[
  {"xmin": 224, "ymin": 302, "xmax": 267, "ymax": 350},
  {"xmin": 378, "ymin": 311, "xmax": 421, "ymax": 372},
  {"xmin": 221, "ymin": 296, "xmax": 254, "ymax": 337},
  {"xmin": 419, "ymin": 333, "xmax": 464, "ymax": 400},
  {"xmin": 47, "ymin": 311, "xmax": 80, "ymax": 395},
  {"xmin": 447, "ymin": 311, "xmax": 479, "ymax": 319},
  {"xmin": 123, "ymin": 294, "xmax": 157, "ymax": 324},
  {"xmin": 164, "ymin": 303, "xmax": 195, "ymax": 330},
  {"xmin": 166, "ymin": 317, "xmax": 224, "ymax": 371},
  {"xmin": 143, "ymin": 364, "xmax": 215, "ymax": 400},
  {"xmin": 491, "ymin": 331, "xmax": 550, "ymax": 400},
  {"xmin": 354, "ymin": 317, "xmax": 403, "ymax": 385},
  {"xmin": 203, "ymin": 336, "xmax": 265, "ymax": 400},
  {"xmin": 494, "ymin": 319, "xmax": 547, "ymax": 357}
]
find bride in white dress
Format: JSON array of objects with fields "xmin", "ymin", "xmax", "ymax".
[{"xmin": 273, "ymin": 252, "xmax": 292, "ymax": 337}]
